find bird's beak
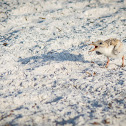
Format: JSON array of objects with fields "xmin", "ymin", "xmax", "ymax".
[{"xmin": 89, "ymin": 42, "xmax": 98, "ymax": 52}]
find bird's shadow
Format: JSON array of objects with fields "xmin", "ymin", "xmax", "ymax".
[{"xmin": 18, "ymin": 50, "xmax": 89, "ymax": 66}]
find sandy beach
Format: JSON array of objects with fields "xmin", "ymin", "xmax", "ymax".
[{"xmin": 0, "ymin": 0, "xmax": 126, "ymax": 125}]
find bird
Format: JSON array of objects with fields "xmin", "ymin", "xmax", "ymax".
[{"xmin": 89, "ymin": 38, "xmax": 125, "ymax": 68}]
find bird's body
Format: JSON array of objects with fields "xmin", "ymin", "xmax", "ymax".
[{"xmin": 89, "ymin": 38, "xmax": 124, "ymax": 67}]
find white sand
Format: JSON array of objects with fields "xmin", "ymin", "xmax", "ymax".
[{"xmin": 0, "ymin": 0, "xmax": 126, "ymax": 125}]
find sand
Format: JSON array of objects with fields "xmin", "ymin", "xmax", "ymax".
[{"xmin": 0, "ymin": 0, "xmax": 126, "ymax": 125}]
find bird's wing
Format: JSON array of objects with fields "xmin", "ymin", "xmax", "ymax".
[
  {"xmin": 113, "ymin": 42, "xmax": 123, "ymax": 55},
  {"xmin": 105, "ymin": 39, "xmax": 123, "ymax": 55}
]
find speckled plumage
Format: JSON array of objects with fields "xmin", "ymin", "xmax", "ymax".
[{"xmin": 90, "ymin": 38, "xmax": 124, "ymax": 67}]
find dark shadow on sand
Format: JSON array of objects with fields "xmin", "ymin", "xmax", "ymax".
[{"xmin": 18, "ymin": 50, "xmax": 89, "ymax": 65}]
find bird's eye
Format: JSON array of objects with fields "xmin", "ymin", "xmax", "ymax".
[{"xmin": 99, "ymin": 42, "xmax": 102, "ymax": 45}]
